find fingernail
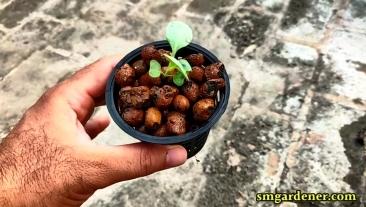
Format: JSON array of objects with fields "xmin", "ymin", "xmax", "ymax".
[{"xmin": 166, "ymin": 147, "xmax": 187, "ymax": 168}]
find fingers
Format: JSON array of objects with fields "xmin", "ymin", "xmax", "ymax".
[
  {"xmin": 107, "ymin": 143, "xmax": 187, "ymax": 178},
  {"xmin": 84, "ymin": 115, "xmax": 110, "ymax": 139},
  {"xmin": 67, "ymin": 55, "xmax": 122, "ymax": 98},
  {"xmin": 55, "ymin": 54, "xmax": 122, "ymax": 122},
  {"xmin": 90, "ymin": 143, "xmax": 187, "ymax": 188}
]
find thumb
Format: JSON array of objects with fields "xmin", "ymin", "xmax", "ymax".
[{"xmin": 90, "ymin": 143, "xmax": 187, "ymax": 188}]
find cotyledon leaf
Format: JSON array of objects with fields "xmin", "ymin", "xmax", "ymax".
[
  {"xmin": 173, "ymin": 72, "xmax": 185, "ymax": 86},
  {"xmin": 148, "ymin": 60, "xmax": 161, "ymax": 78}
]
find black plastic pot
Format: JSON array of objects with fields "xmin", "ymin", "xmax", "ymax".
[{"xmin": 105, "ymin": 40, "xmax": 230, "ymax": 158}]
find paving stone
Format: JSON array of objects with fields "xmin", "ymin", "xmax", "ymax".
[
  {"xmin": 242, "ymin": 0, "xmax": 284, "ymax": 13},
  {"xmin": 178, "ymin": 16, "xmax": 218, "ymax": 45},
  {"xmin": 280, "ymin": 0, "xmax": 334, "ymax": 41},
  {"xmin": 0, "ymin": 18, "xmax": 77, "ymax": 78},
  {"xmin": 341, "ymin": 0, "xmax": 366, "ymax": 32},
  {"xmin": 149, "ymin": 1, "xmax": 183, "ymax": 17},
  {"xmin": 239, "ymin": 60, "xmax": 285, "ymax": 110},
  {"xmin": 279, "ymin": 96, "xmax": 366, "ymax": 207},
  {"xmin": 78, "ymin": 0, "xmax": 185, "ymax": 43},
  {"xmin": 42, "ymin": 0, "xmax": 86, "ymax": 19},
  {"xmin": 108, "ymin": 0, "xmax": 187, "ymax": 42},
  {"xmin": 349, "ymin": 0, "xmax": 366, "ymax": 19},
  {"xmin": 267, "ymin": 41, "xmax": 319, "ymax": 67},
  {"xmin": 0, "ymin": 29, "xmax": 4, "ymax": 39},
  {"xmin": 120, "ymin": 0, "xmax": 190, "ymax": 42},
  {"xmin": 188, "ymin": 0, "xmax": 235, "ymax": 14},
  {"xmin": 198, "ymin": 106, "xmax": 291, "ymax": 207},
  {"xmin": 85, "ymin": 174, "xmax": 202, "ymax": 207},
  {"xmin": 260, "ymin": 42, "xmax": 319, "ymax": 117},
  {"xmin": 339, "ymin": 114, "xmax": 366, "ymax": 207},
  {"xmin": 269, "ymin": 86, "xmax": 308, "ymax": 117},
  {"xmin": 0, "ymin": 0, "xmax": 12, "ymax": 5},
  {"xmin": 0, "ymin": 0, "xmax": 47, "ymax": 28},
  {"xmin": 50, "ymin": 0, "xmax": 159, "ymax": 46},
  {"xmin": 73, "ymin": 1, "xmax": 135, "ymax": 38},
  {"xmin": 318, "ymin": 31, "xmax": 366, "ymax": 101},
  {"xmin": 72, "ymin": 35, "xmax": 142, "ymax": 61},
  {"xmin": 241, "ymin": 55, "xmax": 315, "ymax": 117},
  {"xmin": 0, "ymin": 50, "xmax": 83, "ymax": 138},
  {"xmin": 306, "ymin": 95, "xmax": 333, "ymax": 123},
  {"xmin": 40, "ymin": 0, "xmax": 142, "ymax": 57},
  {"xmin": 116, "ymin": 16, "xmax": 155, "ymax": 41},
  {"xmin": 222, "ymin": 8, "xmax": 275, "ymax": 54}
]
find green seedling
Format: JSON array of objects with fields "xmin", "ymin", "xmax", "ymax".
[{"xmin": 148, "ymin": 21, "xmax": 193, "ymax": 86}]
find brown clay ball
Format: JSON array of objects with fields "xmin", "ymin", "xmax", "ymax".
[
  {"xmin": 132, "ymin": 60, "xmax": 147, "ymax": 77},
  {"xmin": 115, "ymin": 64, "xmax": 135, "ymax": 87},
  {"xmin": 172, "ymin": 95, "xmax": 190, "ymax": 112},
  {"xmin": 119, "ymin": 86, "xmax": 150, "ymax": 109},
  {"xmin": 200, "ymin": 78, "xmax": 225, "ymax": 98},
  {"xmin": 157, "ymin": 49, "xmax": 170, "ymax": 66},
  {"xmin": 122, "ymin": 108, "xmax": 144, "ymax": 127},
  {"xmin": 189, "ymin": 66, "xmax": 205, "ymax": 82},
  {"xmin": 182, "ymin": 81, "xmax": 200, "ymax": 103},
  {"xmin": 138, "ymin": 73, "xmax": 161, "ymax": 87},
  {"xmin": 151, "ymin": 85, "xmax": 179, "ymax": 109},
  {"xmin": 205, "ymin": 62, "xmax": 223, "ymax": 80},
  {"xmin": 141, "ymin": 45, "xmax": 160, "ymax": 62},
  {"xmin": 154, "ymin": 124, "xmax": 168, "ymax": 137},
  {"xmin": 186, "ymin": 53, "xmax": 205, "ymax": 66},
  {"xmin": 166, "ymin": 112, "xmax": 186, "ymax": 135},
  {"xmin": 193, "ymin": 98, "xmax": 215, "ymax": 122},
  {"xmin": 145, "ymin": 107, "xmax": 162, "ymax": 130}
]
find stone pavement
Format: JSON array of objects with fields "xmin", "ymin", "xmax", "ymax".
[{"xmin": 1, "ymin": 0, "xmax": 366, "ymax": 206}]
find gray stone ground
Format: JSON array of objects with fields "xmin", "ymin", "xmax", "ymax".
[{"xmin": 1, "ymin": 0, "xmax": 366, "ymax": 206}]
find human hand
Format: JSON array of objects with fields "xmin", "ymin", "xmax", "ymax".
[{"xmin": 0, "ymin": 55, "xmax": 187, "ymax": 206}]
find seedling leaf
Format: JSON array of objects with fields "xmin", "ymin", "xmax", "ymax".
[
  {"xmin": 164, "ymin": 54, "xmax": 189, "ymax": 80},
  {"xmin": 166, "ymin": 21, "xmax": 193, "ymax": 57},
  {"xmin": 173, "ymin": 73, "xmax": 185, "ymax": 86},
  {"xmin": 148, "ymin": 60, "xmax": 161, "ymax": 78},
  {"xmin": 179, "ymin": 59, "xmax": 192, "ymax": 72}
]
